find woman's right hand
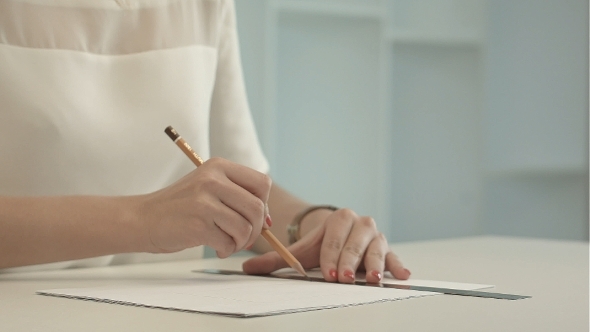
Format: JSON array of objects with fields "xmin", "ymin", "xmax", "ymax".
[{"xmin": 137, "ymin": 157, "xmax": 272, "ymax": 258}]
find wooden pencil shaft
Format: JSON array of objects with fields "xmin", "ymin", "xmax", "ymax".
[
  {"xmin": 165, "ymin": 125, "xmax": 204, "ymax": 166},
  {"xmin": 174, "ymin": 138, "xmax": 204, "ymax": 166},
  {"xmin": 262, "ymin": 229, "xmax": 306, "ymax": 276},
  {"xmin": 261, "ymin": 229, "xmax": 298, "ymax": 264}
]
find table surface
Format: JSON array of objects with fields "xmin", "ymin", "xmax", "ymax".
[{"xmin": 1, "ymin": 236, "xmax": 588, "ymax": 332}]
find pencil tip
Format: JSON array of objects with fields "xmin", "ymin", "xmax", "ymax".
[
  {"xmin": 164, "ymin": 126, "xmax": 179, "ymax": 142},
  {"xmin": 294, "ymin": 263, "xmax": 307, "ymax": 278}
]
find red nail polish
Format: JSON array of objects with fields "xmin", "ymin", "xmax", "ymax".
[
  {"xmin": 265, "ymin": 215, "xmax": 272, "ymax": 228},
  {"xmin": 329, "ymin": 269, "xmax": 337, "ymax": 279},
  {"xmin": 371, "ymin": 270, "xmax": 383, "ymax": 281},
  {"xmin": 343, "ymin": 270, "xmax": 355, "ymax": 280}
]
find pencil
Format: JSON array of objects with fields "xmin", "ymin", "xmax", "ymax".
[
  {"xmin": 164, "ymin": 126, "xmax": 307, "ymax": 277},
  {"xmin": 258, "ymin": 228, "xmax": 307, "ymax": 276}
]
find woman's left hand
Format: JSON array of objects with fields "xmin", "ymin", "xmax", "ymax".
[{"xmin": 242, "ymin": 208, "xmax": 410, "ymax": 283}]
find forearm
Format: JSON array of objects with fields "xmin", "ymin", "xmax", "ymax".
[
  {"xmin": 251, "ymin": 183, "xmax": 333, "ymax": 253},
  {"xmin": 0, "ymin": 195, "xmax": 146, "ymax": 269}
]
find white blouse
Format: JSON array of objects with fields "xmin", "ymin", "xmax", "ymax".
[{"xmin": 0, "ymin": 0, "xmax": 269, "ymax": 271}]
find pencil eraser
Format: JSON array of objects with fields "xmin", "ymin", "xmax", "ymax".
[{"xmin": 164, "ymin": 126, "xmax": 180, "ymax": 141}]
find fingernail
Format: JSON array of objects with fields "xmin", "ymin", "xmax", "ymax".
[
  {"xmin": 371, "ymin": 270, "xmax": 383, "ymax": 281},
  {"xmin": 343, "ymin": 270, "xmax": 355, "ymax": 280},
  {"xmin": 265, "ymin": 214, "xmax": 272, "ymax": 228},
  {"xmin": 329, "ymin": 269, "xmax": 337, "ymax": 279},
  {"xmin": 404, "ymin": 268, "xmax": 411, "ymax": 276}
]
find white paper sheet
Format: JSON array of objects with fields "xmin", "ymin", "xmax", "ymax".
[{"xmin": 37, "ymin": 270, "xmax": 493, "ymax": 318}]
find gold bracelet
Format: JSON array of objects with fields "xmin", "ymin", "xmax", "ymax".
[{"xmin": 287, "ymin": 205, "xmax": 339, "ymax": 245}]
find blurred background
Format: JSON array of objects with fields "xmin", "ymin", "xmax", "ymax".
[{"xmin": 233, "ymin": 0, "xmax": 588, "ymax": 243}]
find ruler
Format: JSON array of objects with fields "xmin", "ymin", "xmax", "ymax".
[{"xmin": 194, "ymin": 269, "xmax": 530, "ymax": 300}]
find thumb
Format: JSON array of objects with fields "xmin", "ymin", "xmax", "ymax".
[{"xmin": 242, "ymin": 251, "xmax": 288, "ymax": 275}]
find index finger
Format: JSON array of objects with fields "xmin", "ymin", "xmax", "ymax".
[{"xmin": 385, "ymin": 251, "xmax": 411, "ymax": 280}]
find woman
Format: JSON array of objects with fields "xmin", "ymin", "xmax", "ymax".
[{"xmin": 0, "ymin": 0, "xmax": 409, "ymax": 283}]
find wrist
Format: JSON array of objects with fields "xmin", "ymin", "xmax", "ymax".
[
  {"xmin": 123, "ymin": 194, "xmax": 154, "ymax": 253},
  {"xmin": 299, "ymin": 208, "xmax": 332, "ymax": 238},
  {"xmin": 288, "ymin": 205, "xmax": 338, "ymax": 244}
]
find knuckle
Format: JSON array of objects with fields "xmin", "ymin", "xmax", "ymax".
[
  {"xmin": 207, "ymin": 157, "xmax": 225, "ymax": 167},
  {"xmin": 216, "ymin": 240, "xmax": 235, "ymax": 258},
  {"xmin": 343, "ymin": 243, "xmax": 363, "ymax": 258},
  {"xmin": 377, "ymin": 232, "xmax": 390, "ymax": 247},
  {"xmin": 325, "ymin": 238, "xmax": 343, "ymax": 251},
  {"xmin": 358, "ymin": 216, "xmax": 376, "ymax": 230},
  {"xmin": 366, "ymin": 250, "xmax": 385, "ymax": 260},
  {"xmin": 225, "ymin": 240, "xmax": 236, "ymax": 255},
  {"xmin": 241, "ymin": 227, "xmax": 253, "ymax": 247},
  {"xmin": 260, "ymin": 173, "xmax": 272, "ymax": 191},
  {"xmin": 199, "ymin": 173, "xmax": 221, "ymax": 191},
  {"xmin": 244, "ymin": 222, "xmax": 253, "ymax": 235},
  {"xmin": 335, "ymin": 208, "xmax": 356, "ymax": 220},
  {"xmin": 252, "ymin": 198, "xmax": 265, "ymax": 216}
]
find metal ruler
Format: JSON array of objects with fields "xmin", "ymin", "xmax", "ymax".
[{"xmin": 194, "ymin": 269, "xmax": 530, "ymax": 300}]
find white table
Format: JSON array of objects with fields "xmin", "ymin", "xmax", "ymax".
[{"xmin": 1, "ymin": 236, "xmax": 587, "ymax": 331}]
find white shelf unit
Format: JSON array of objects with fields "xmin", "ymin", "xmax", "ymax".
[
  {"xmin": 234, "ymin": 0, "xmax": 587, "ymax": 244},
  {"xmin": 236, "ymin": 0, "xmax": 488, "ymax": 241},
  {"xmin": 481, "ymin": 0, "xmax": 589, "ymax": 241}
]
